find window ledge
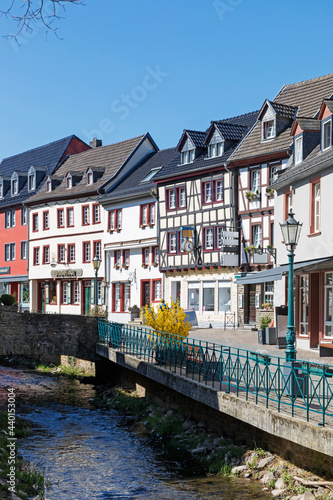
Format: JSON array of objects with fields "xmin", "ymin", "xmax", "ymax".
[{"xmin": 307, "ymin": 231, "xmax": 321, "ymax": 238}]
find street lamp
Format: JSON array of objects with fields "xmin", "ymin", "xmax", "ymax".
[
  {"xmin": 280, "ymin": 211, "xmax": 302, "ymax": 361},
  {"xmin": 92, "ymin": 255, "xmax": 101, "ymax": 307}
]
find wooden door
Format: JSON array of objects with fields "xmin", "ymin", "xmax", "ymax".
[{"xmin": 249, "ymin": 284, "xmax": 256, "ymax": 323}]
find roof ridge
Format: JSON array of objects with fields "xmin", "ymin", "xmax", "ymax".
[
  {"xmin": 68, "ymin": 134, "xmax": 146, "ymax": 159},
  {"xmin": 213, "ymin": 109, "xmax": 259, "ymax": 123},
  {"xmin": 274, "ymin": 73, "xmax": 333, "ymax": 102},
  {"xmin": 1, "ymin": 135, "xmax": 75, "ymax": 162}
]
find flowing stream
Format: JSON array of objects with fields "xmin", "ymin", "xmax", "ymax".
[{"xmin": 0, "ymin": 365, "xmax": 270, "ymax": 499}]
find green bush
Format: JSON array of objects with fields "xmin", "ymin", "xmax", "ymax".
[
  {"xmin": 0, "ymin": 294, "xmax": 16, "ymax": 306},
  {"xmin": 260, "ymin": 314, "xmax": 271, "ymax": 330}
]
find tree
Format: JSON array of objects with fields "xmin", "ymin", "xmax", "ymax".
[
  {"xmin": 141, "ymin": 300, "xmax": 192, "ymax": 340},
  {"xmin": 0, "ymin": 0, "xmax": 85, "ymax": 40}
]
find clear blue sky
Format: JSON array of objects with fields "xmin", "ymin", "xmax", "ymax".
[{"xmin": 0, "ymin": 0, "xmax": 332, "ymax": 158}]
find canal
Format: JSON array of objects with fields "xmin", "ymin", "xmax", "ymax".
[{"xmin": 0, "ymin": 365, "xmax": 270, "ymax": 499}]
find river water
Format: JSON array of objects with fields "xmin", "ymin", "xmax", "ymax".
[{"xmin": 0, "ymin": 365, "xmax": 270, "ymax": 499}]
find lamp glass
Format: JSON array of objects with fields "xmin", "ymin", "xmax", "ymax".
[
  {"xmin": 280, "ymin": 211, "xmax": 302, "ymax": 248},
  {"xmin": 92, "ymin": 255, "xmax": 101, "ymax": 271}
]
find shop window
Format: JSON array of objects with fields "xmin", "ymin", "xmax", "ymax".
[
  {"xmin": 188, "ymin": 282, "xmax": 199, "ymax": 311},
  {"xmin": 264, "ymin": 282, "xmax": 274, "ymax": 305},
  {"xmin": 218, "ymin": 281, "xmax": 231, "ymax": 312},
  {"xmin": 73, "ymin": 282, "xmax": 80, "ymax": 304},
  {"xmin": 324, "ymin": 272, "xmax": 333, "ymax": 338},
  {"xmin": 203, "ymin": 282, "xmax": 214, "ymax": 312},
  {"xmin": 299, "ymin": 275, "xmax": 309, "ymax": 336},
  {"xmin": 49, "ymin": 281, "xmax": 57, "ymax": 304}
]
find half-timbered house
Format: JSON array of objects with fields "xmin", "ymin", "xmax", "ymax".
[
  {"xmin": 153, "ymin": 112, "xmax": 258, "ymax": 327},
  {"xmin": 232, "ymin": 73, "xmax": 333, "ymax": 329}
]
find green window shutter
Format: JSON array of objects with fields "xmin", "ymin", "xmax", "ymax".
[
  {"xmin": 45, "ymin": 282, "xmax": 50, "ymax": 304},
  {"xmin": 91, "ymin": 280, "xmax": 95, "ymax": 305},
  {"xmin": 67, "ymin": 282, "xmax": 72, "ymax": 304}
]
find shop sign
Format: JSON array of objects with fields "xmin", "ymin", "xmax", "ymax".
[
  {"xmin": 51, "ymin": 269, "xmax": 83, "ymax": 278},
  {"xmin": 0, "ymin": 267, "xmax": 10, "ymax": 274}
]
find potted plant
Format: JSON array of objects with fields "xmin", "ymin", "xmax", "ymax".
[
  {"xmin": 245, "ymin": 190, "xmax": 260, "ymax": 202},
  {"xmin": 122, "ymin": 263, "xmax": 128, "ymax": 269},
  {"xmin": 258, "ymin": 314, "xmax": 271, "ymax": 344},
  {"xmin": 152, "ymin": 261, "xmax": 158, "ymax": 267},
  {"xmin": 142, "ymin": 263, "xmax": 148, "ymax": 268},
  {"xmin": 261, "ymin": 302, "xmax": 273, "ymax": 311},
  {"xmin": 265, "ymin": 187, "xmax": 274, "ymax": 199}
]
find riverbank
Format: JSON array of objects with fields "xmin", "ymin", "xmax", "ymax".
[
  {"xmin": 95, "ymin": 385, "xmax": 333, "ymax": 500},
  {"xmin": 0, "ymin": 411, "xmax": 45, "ymax": 499}
]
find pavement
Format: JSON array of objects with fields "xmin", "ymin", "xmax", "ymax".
[{"xmin": 188, "ymin": 328, "xmax": 333, "ymax": 367}]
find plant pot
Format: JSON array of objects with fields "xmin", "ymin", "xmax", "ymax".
[
  {"xmin": 258, "ymin": 330, "xmax": 266, "ymax": 345},
  {"xmin": 265, "ymin": 327, "xmax": 277, "ymax": 345},
  {"xmin": 130, "ymin": 309, "xmax": 140, "ymax": 321}
]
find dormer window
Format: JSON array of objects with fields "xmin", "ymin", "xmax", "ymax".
[
  {"xmin": 66, "ymin": 174, "xmax": 72, "ymax": 189},
  {"xmin": 208, "ymin": 142, "xmax": 224, "ymax": 158},
  {"xmin": 46, "ymin": 179, "xmax": 52, "ymax": 192},
  {"xmin": 180, "ymin": 150, "xmax": 195, "ymax": 165},
  {"xmin": 295, "ymin": 136, "xmax": 303, "ymax": 165},
  {"xmin": 28, "ymin": 173, "xmax": 35, "ymax": 191},
  {"xmin": 87, "ymin": 171, "xmax": 93, "ymax": 185},
  {"xmin": 11, "ymin": 178, "xmax": 18, "ymax": 196},
  {"xmin": 322, "ymin": 119, "xmax": 332, "ymax": 151},
  {"xmin": 0, "ymin": 183, "xmax": 2, "ymax": 199},
  {"xmin": 263, "ymin": 120, "xmax": 275, "ymax": 140}
]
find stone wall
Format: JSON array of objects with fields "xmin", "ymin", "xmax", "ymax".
[{"xmin": 0, "ymin": 308, "xmax": 99, "ymax": 364}]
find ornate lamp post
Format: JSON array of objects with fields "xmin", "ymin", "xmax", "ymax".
[
  {"xmin": 279, "ymin": 211, "xmax": 302, "ymax": 362},
  {"xmin": 92, "ymin": 255, "xmax": 101, "ymax": 307}
]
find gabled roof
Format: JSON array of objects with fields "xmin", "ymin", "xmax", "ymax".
[
  {"xmin": 100, "ymin": 148, "xmax": 179, "ymax": 203},
  {"xmin": 318, "ymin": 99, "xmax": 333, "ymax": 120},
  {"xmin": 258, "ymin": 100, "xmax": 298, "ymax": 121},
  {"xmin": 176, "ymin": 130, "xmax": 206, "ymax": 151},
  {"xmin": 0, "ymin": 135, "xmax": 88, "ymax": 208},
  {"xmin": 205, "ymin": 121, "xmax": 247, "ymax": 144},
  {"xmin": 27, "ymin": 134, "xmax": 156, "ymax": 204},
  {"xmin": 230, "ymin": 73, "xmax": 333, "ymax": 164},
  {"xmin": 291, "ymin": 117, "xmax": 321, "ymax": 136}
]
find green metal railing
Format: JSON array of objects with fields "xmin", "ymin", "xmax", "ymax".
[{"xmin": 98, "ymin": 319, "xmax": 333, "ymax": 428}]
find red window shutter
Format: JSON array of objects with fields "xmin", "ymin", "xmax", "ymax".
[
  {"xmin": 139, "ymin": 205, "xmax": 143, "ymax": 226},
  {"xmin": 120, "ymin": 283, "xmax": 125, "ymax": 312},
  {"xmin": 112, "ymin": 283, "xmax": 116, "ymax": 312}
]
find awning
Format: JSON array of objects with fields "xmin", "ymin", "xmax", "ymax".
[{"xmin": 235, "ymin": 257, "xmax": 333, "ymax": 285}]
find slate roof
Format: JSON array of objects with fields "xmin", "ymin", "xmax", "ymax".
[
  {"xmin": 293, "ymin": 118, "xmax": 321, "ymax": 132},
  {"xmin": 0, "ymin": 135, "xmax": 83, "ymax": 208},
  {"xmin": 155, "ymin": 110, "xmax": 259, "ymax": 181},
  {"xmin": 100, "ymin": 148, "xmax": 179, "ymax": 202},
  {"xmin": 205, "ymin": 122, "xmax": 247, "ymax": 143},
  {"xmin": 27, "ymin": 135, "xmax": 150, "ymax": 204},
  {"xmin": 270, "ymin": 101, "xmax": 298, "ymax": 119},
  {"xmin": 231, "ymin": 73, "xmax": 333, "ymax": 163},
  {"xmin": 176, "ymin": 130, "xmax": 207, "ymax": 150}
]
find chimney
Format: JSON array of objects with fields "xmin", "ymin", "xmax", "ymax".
[{"xmin": 90, "ymin": 137, "xmax": 102, "ymax": 149}]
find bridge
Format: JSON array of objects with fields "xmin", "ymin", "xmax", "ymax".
[{"xmin": 97, "ymin": 319, "xmax": 333, "ymax": 476}]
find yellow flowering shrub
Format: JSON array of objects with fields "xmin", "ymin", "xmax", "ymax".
[{"xmin": 141, "ymin": 300, "xmax": 191, "ymax": 339}]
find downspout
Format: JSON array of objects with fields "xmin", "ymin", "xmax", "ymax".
[
  {"xmin": 22, "ymin": 201, "xmax": 30, "ymax": 311},
  {"xmin": 225, "ymin": 163, "xmax": 239, "ymax": 327}
]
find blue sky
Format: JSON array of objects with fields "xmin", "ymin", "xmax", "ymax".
[{"xmin": 0, "ymin": 0, "xmax": 332, "ymax": 158}]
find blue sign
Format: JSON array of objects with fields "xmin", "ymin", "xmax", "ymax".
[{"xmin": 0, "ymin": 267, "xmax": 10, "ymax": 275}]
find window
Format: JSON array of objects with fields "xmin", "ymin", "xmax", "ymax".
[
  {"xmin": 46, "ymin": 179, "xmax": 52, "ymax": 192},
  {"xmin": 97, "ymin": 282, "xmax": 103, "ymax": 305},
  {"xmin": 21, "ymin": 241, "xmax": 27, "ymax": 260},
  {"xmin": 66, "ymin": 174, "xmax": 72, "ymax": 189},
  {"xmin": 203, "ymin": 282, "xmax": 215, "ymax": 312},
  {"xmin": 28, "ymin": 173, "xmax": 35, "ymax": 191},
  {"xmin": 73, "ymin": 282, "xmax": 80, "ymax": 304},
  {"xmin": 141, "ymin": 205, "xmax": 148, "ymax": 225},
  {"xmin": 178, "ymin": 188, "xmax": 186, "ymax": 208},
  {"xmin": 310, "ymin": 179, "xmax": 320, "ymax": 234},
  {"xmin": 124, "ymin": 283, "xmax": 130, "ymax": 311},
  {"xmin": 166, "ymin": 187, "xmax": 186, "ymax": 210},
  {"xmin": 93, "ymin": 241, "xmax": 101, "ymax": 260},
  {"xmin": 11, "ymin": 178, "xmax": 18, "ymax": 196},
  {"xmin": 43, "ymin": 211, "xmax": 49, "ymax": 230},
  {"xmin": 124, "ymin": 250, "xmax": 130, "ymax": 266},
  {"xmin": 5, "ymin": 210, "xmax": 15, "ymax": 228},
  {"xmin": 68, "ymin": 244, "xmax": 75, "ymax": 263},
  {"xmin": 167, "ymin": 189, "xmax": 176, "ymax": 209},
  {"xmin": 57, "ymin": 209, "xmax": 64, "ymax": 228},
  {"xmin": 140, "ymin": 167, "xmax": 162, "ymax": 183},
  {"xmin": 188, "ymin": 282, "xmax": 199, "ymax": 311},
  {"xmin": 49, "ymin": 281, "xmax": 57, "ymax": 304},
  {"xmin": 43, "ymin": 246, "xmax": 50, "ymax": 264},
  {"xmin": 208, "ymin": 142, "xmax": 223, "ymax": 158},
  {"xmin": 150, "ymin": 203, "xmax": 156, "ymax": 224},
  {"xmin": 82, "ymin": 205, "xmax": 90, "ymax": 225},
  {"xmin": 264, "ymin": 282, "xmax": 274, "ymax": 305},
  {"xmin": 21, "ymin": 208, "xmax": 27, "ymax": 226},
  {"xmin": 215, "ymin": 180, "xmax": 223, "ymax": 202},
  {"xmin": 153, "ymin": 280, "xmax": 162, "ymax": 301},
  {"xmin": 299, "ymin": 275, "xmax": 309, "ymax": 336},
  {"xmin": 218, "ymin": 281, "xmax": 231, "ymax": 312},
  {"xmin": 216, "ymin": 226, "xmax": 224, "ymax": 248},
  {"xmin": 115, "ymin": 283, "xmax": 121, "ymax": 312},
  {"xmin": 83, "ymin": 242, "xmax": 91, "ymax": 263},
  {"xmin": 295, "ymin": 136, "xmax": 303, "ymax": 165},
  {"xmin": 67, "ymin": 207, "xmax": 74, "ymax": 227},
  {"xmin": 168, "ymin": 232, "xmax": 177, "ymax": 253},
  {"xmin": 180, "ymin": 149, "xmax": 195, "ymax": 164},
  {"xmin": 108, "ymin": 209, "xmax": 122, "ymax": 230},
  {"xmin": 322, "ymin": 119, "xmax": 332, "ymax": 150},
  {"xmin": 143, "ymin": 248, "xmax": 150, "ymax": 265},
  {"xmin": 93, "ymin": 204, "xmax": 101, "ymax": 224},
  {"xmin": 263, "ymin": 120, "xmax": 275, "ymax": 139},
  {"xmin": 33, "ymin": 247, "xmax": 39, "ymax": 265},
  {"xmin": 203, "ymin": 182, "xmax": 212, "ymax": 203},
  {"xmin": 5, "ymin": 243, "xmax": 15, "ymax": 261},
  {"xmin": 0, "ymin": 183, "xmax": 3, "ymax": 198},
  {"xmin": 58, "ymin": 245, "xmax": 66, "ymax": 263},
  {"xmin": 32, "ymin": 213, "xmax": 38, "ymax": 232},
  {"xmin": 153, "ymin": 246, "xmax": 159, "ymax": 264},
  {"xmin": 251, "ymin": 169, "xmax": 260, "ymax": 193},
  {"xmin": 204, "ymin": 227, "xmax": 214, "ymax": 250},
  {"xmin": 62, "ymin": 282, "xmax": 68, "ymax": 304},
  {"xmin": 115, "ymin": 250, "xmax": 121, "ymax": 267},
  {"xmin": 324, "ymin": 272, "xmax": 333, "ymax": 338},
  {"xmin": 87, "ymin": 171, "xmax": 93, "ymax": 185},
  {"xmin": 140, "ymin": 203, "xmax": 156, "ymax": 226},
  {"xmin": 252, "ymin": 225, "xmax": 262, "ymax": 248},
  {"xmin": 269, "ymin": 163, "xmax": 280, "ymax": 184}
]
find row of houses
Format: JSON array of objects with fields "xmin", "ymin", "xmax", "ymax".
[{"xmin": 1, "ymin": 73, "xmax": 333, "ymax": 352}]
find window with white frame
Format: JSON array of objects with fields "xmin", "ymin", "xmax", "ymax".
[
  {"xmin": 208, "ymin": 142, "xmax": 223, "ymax": 158},
  {"xmin": 144, "ymin": 248, "xmax": 149, "ymax": 265},
  {"xmin": 216, "ymin": 226, "xmax": 224, "ymax": 248},
  {"xmin": 178, "ymin": 187, "xmax": 186, "ymax": 207},
  {"xmin": 252, "ymin": 225, "xmax": 262, "ymax": 248},
  {"xmin": 28, "ymin": 173, "xmax": 35, "ymax": 191},
  {"xmin": 124, "ymin": 250, "xmax": 130, "ymax": 266},
  {"xmin": 0, "ymin": 182, "xmax": 3, "ymax": 198},
  {"xmin": 43, "ymin": 246, "xmax": 50, "ymax": 264},
  {"xmin": 263, "ymin": 120, "xmax": 275, "ymax": 139},
  {"xmin": 67, "ymin": 208, "xmax": 74, "ymax": 227},
  {"xmin": 314, "ymin": 182, "xmax": 320, "ymax": 233},
  {"xmin": 153, "ymin": 247, "xmax": 159, "ymax": 264},
  {"xmin": 215, "ymin": 180, "xmax": 223, "ymax": 201},
  {"xmin": 115, "ymin": 283, "xmax": 121, "ymax": 312},
  {"xmin": 117, "ymin": 210, "xmax": 122, "ymax": 229},
  {"xmin": 150, "ymin": 203, "xmax": 155, "ymax": 224},
  {"xmin": 299, "ymin": 275, "xmax": 309, "ymax": 336},
  {"xmin": 203, "ymin": 181, "xmax": 212, "ymax": 203},
  {"xmin": 73, "ymin": 281, "xmax": 80, "ymax": 304},
  {"xmin": 324, "ymin": 272, "xmax": 333, "ymax": 338},
  {"xmin": 295, "ymin": 136, "xmax": 303, "ymax": 165},
  {"xmin": 58, "ymin": 245, "xmax": 66, "ymax": 263},
  {"xmin": 168, "ymin": 232, "xmax": 177, "ymax": 253},
  {"xmin": 323, "ymin": 119, "xmax": 332, "ymax": 150},
  {"xmin": 11, "ymin": 178, "xmax": 18, "ymax": 196},
  {"xmin": 251, "ymin": 169, "xmax": 260, "ymax": 193},
  {"xmin": 63, "ymin": 282, "xmax": 68, "ymax": 304},
  {"xmin": 68, "ymin": 244, "xmax": 75, "ymax": 263},
  {"xmin": 83, "ymin": 242, "xmax": 91, "ymax": 262},
  {"xmin": 153, "ymin": 280, "xmax": 161, "ymax": 301},
  {"xmin": 5, "ymin": 243, "xmax": 15, "ymax": 261},
  {"xmin": 21, "ymin": 241, "xmax": 27, "ymax": 260},
  {"xmin": 180, "ymin": 149, "xmax": 195, "ymax": 164},
  {"xmin": 142, "ymin": 205, "xmax": 148, "ymax": 225},
  {"xmin": 168, "ymin": 189, "xmax": 176, "ymax": 209},
  {"xmin": 83, "ymin": 206, "xmax": 90, "ymax": 225},
  {"xmin": 93, "ymin": 204, "xmax": 101, "ymax": 223},
  {"xmin": 204, "ymin": 227, "xmax": 214, "ymax": 250},
  {"xmin": 43, "ymin": 211, "xmax": 49, "ymax": 230},
  {"xmin": 264, "ymin": 282, "xmax": 274, "ymax": 305},
  {"xmin": 58, "ymin": 209, "xmax": 64, "ymax": 227},
  {"xmin": 33, "ymin": 247, "xmax": 39, "ymax": 265},
  {"xmin": 94, "ymin": 241, "xmax": 101, "ymax": 260},
  {"xmin": 124, "ymin": 283, "xmax": 130, "ymax": 311},
  {"xmin": 269, "ymin": 164, "xmax": 280, "ymax": 184},
  {"xmin": 5, "ymin": 210, "xmax": 15, "ymax": 228},
  {"xmin": 203, "ymin": 282, "xmax": 215, "ymax": 312},
  {"xmin": 21, "ymin": 208, "xmax": 27, "ymax": 225},
  {"xmin": 115, "ymin": 250, "xmax": 121, "ymax": 267},
  {"xmin": 66, "ymin": 174, "xmax": 72, "ymax": 189},
  {"xmin": 97, "ymin": 282, "xmax": 102, "ymax": 305},
  {"xmin": 46, "ymin": 179, "xmax": 52, "ymax": 192},
  {"xmin": 32, "ymin": 213, "xmax": 38, "ymax": 232},
  {"xmin": 109, "ymin": 211, "xmax": 115, "ymax": 230}
]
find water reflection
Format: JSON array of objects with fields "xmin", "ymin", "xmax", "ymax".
[{"xmin": 0, "ymin": 366, "xmax": 270, "ymax": 499}]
